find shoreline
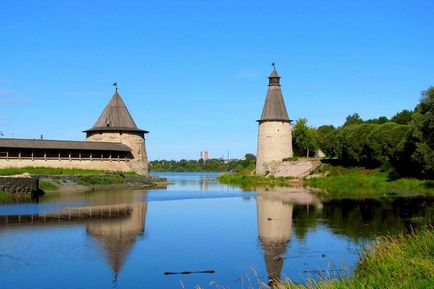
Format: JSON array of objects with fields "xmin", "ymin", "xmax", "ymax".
[
  {"xmin": 39, "ymin": 174, "xmax": 169, "ymax": 194},
  {"xmin": 217, "ymin": 164, "xmax": 434, "ymax": 198},
  {"xmin": 0, "ymin": 168, "xmax": 168, "ymax": 203}
]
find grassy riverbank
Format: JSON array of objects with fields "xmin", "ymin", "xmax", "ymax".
[
  {"xmin": 277, "ymin": 229, "xmax": 434, "ymax": 289},
  {"xmin": 305, "ymin": 165, "xmax": 434, "ymax": 197},
  {"xmin": 0, "ymin": 168, "xmax": 166, "ymax": 200},
  {"xmin": 37, "ymin": 174, "xmax": 165, "ymax": 194},
  {"xmin": 0, "ymin": 167, "xmax": 138, "ymax": 176},
  {"xmin": 218, "ymin": 174, "xmax": 295, "ymax": 187}
]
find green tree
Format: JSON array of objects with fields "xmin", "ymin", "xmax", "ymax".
[
  {"xmin": 391, "ymin": 109, "xmax": 413, "ymax": 125},
  {"xmin": 365, "ymin": 116, "xmax": 389, "ymax": 124},
  {"xmin": 317, "ymin": 125, "xmax": 335, "ymax": 149},
  {"xmin": 343, "ymin": 113, "xmax": 363, "ymax": 126},
  {"xmin": 244, "ymin": 153, "xmax": 256, "ymax": 161},
  {"xmin": 410, "ymin": 87, "xmax": 434, "ymax": 178},
  {"xmin": 322, "ymin": 122, "xmax": 407, "ymax": 167},
  {"xmin": 366, "ymin": 122, "xmax": 408, "ymax": 165},
  {"xmin": 292, "ymin": 118, "xmax": 319, "ymax": 157}
]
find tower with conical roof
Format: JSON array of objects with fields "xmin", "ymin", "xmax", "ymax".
[
  {"xmin": 84, "ymin": 85, "xmax": 149, "ymax": 175},
  {"xmin": 256, "ymin": 65, "xmax": 293, "ymax": 175}
]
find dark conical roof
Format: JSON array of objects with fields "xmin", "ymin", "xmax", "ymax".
[
  {"xmin": 269, "ymin": 69, "xmax": 280, "ymax": 78},
  {"xmin": 258, "ymin": 68, "xmax": 290, "ymax": 123},
  {"xmin": 84, "ymin": 90, "xmax": 148, "ymax": 133},
  {"xmin": 260, "ymin": 239, "xmax": 289, "ymax": 283}
]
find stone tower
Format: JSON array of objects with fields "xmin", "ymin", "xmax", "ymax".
[
  {"xmin": 84, "ymin": 87, "xmax": 149, "ymax": 175},
  {"xmin": 256, "ymin": 66, "xmax": 293, "ymax": 175}
]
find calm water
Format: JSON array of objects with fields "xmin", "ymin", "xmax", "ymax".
[{"xmin": 0, "ymin": 172, "xmax": 432, "ymax": 289}]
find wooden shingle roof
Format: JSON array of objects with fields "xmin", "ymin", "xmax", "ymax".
[
  {"xmin": 258, "ymin": 68, "xmax": 290, "ymax": 123},
  {"xmin": 84, "ymin": 91, "xmax": 148, "ymax": 133},
  {"xmin": 0, "ymin": 138, "xmax": 132, "ymax": 152}
]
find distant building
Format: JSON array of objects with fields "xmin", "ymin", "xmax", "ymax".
[
  {"xmin": 256, "ymin": 66, "xmax": 293, "ymax": 175},
  {"xmin": 200, "ymin": 151, "xmax": 209, "ymax": 161},
  {"xmin": 0, "ymin": 87, "xmax": 149, "ymax": 175}
]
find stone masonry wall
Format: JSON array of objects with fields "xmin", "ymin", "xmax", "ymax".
[
  {"xmin": 256, "ymin": 121, "xmax": 293, "ymax": 176},
  {"xmin": 87, "ymin": 132, "xmax": 148, "ymax": 175},
  {"xmin": 0, "ymin": 159, "xmax": 132, "ymax": 172},
  {"xmin": 0, "ymin": 176, "xmax": 39, "ymax": 195}
]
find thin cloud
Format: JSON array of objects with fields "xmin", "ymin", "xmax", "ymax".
[
  {"xmin": 0, "ymin": 88, "xmax": 15, "ymax": 97},
  {"xmin": 0, "ymin": 98, "xmax": 20, "ymax": 105},
  {"xmin": 0, "ymin": 79, "xmax": 13, "ymax": 84}
]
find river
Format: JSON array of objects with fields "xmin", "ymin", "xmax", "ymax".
[{"xmin": 0, "ymin": 172, "xmax": 432, "ymax": 289}]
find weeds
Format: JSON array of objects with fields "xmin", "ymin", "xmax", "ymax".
[{"xmin": 304, "ymin": 165, "xmax": 434, "ymax": 197}]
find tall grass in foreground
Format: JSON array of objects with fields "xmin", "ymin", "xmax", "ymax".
[
  {"xmin": 304, "ymin": 165, "xmax": 434, "ymax": 197},
  {"xmin": 276, "ymin": 229, "xmax": 434, "ymax": 289},
  {"xmin": 195, "ymin": 230, "xmax": 433, "ymax": 289}
]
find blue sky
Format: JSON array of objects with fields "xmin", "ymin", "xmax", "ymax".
[{"xmin": 1, "ymin": 0, "xmax": 433, "ymax": 160}]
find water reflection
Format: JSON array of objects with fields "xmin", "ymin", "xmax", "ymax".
[
  {"xmin": 256, "ymin": 187, "xmax": 322, "ymax": 284},
  {"xmin": 0, "ymin": 173, "xmax": 433, "ymax": 289},
  {"xmin": 86, "ymin": 202, "xmax": 147, "ymax": 283},
  {"xmin": 0, "ymin": 190, "xmax": 150, "ymax": 285}
]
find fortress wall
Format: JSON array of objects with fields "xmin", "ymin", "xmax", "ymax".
[
  {"xmin": 0, "ymin": 159, "xmax": 131, "ymax": 172},
  {"xmin": 0, "ymin": 176, "xmax": 39, "ymax": 195},
  {"xmin": 256, "ymin": 121, "xmax": 293, "ymax": 175},
  {"xmin": 87, "ymin": 132, "xmax": 148, "ymax": 175}
]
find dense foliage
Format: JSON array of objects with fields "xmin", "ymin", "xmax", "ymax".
[
  {"xmin": 149, "ymin": 154, "xmax": 256, "ymax": 173},
  {"xmin": 292, "ymin": 118, "xmax": 319, "ymax": 157},
  {"xmin": 321, "ymin": 122, "xmax": 408, "ymax": 167},
  {"xmin": 315, "ymin": 87, "xmax": 433, "ymax": 179}
]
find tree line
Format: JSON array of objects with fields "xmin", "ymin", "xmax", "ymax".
[
  {"xmin": 293, "ymin": 86, "xmax": 433, "ymax": 179},
  {"xmin": 149, "ymin": 154, "xmax": 256, "ymax": 172}
]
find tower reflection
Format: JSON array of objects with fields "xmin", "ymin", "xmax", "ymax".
[
  {"xmin": 86, "ymin": 202, "xmax": 147, "ymax": 280},
  {"xmin": 256, "ymin": 187, "xmax": 321, "ymax": 285}
]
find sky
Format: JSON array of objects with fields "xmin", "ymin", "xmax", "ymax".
[{"xmin": 0, "ymin": 0, "xmax": 433, "ymax": 160}]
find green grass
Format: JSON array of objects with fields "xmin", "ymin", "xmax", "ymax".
[
  {"xmin": 39, "ymin": 180, "xmax": 60, "ymax": 191},
  {"xmin": 75, "ymin": 174, "xmax": 127, "ymax": 185},
  {"xmin": 277, "ymin": 229, "xmax": 434, "ymax": 289},
  {"xmin": 218, "ymin": 174, "xmax": 294, "ymax": 188},
  {"xmin": 0, "ymin": 191, "xmax": 12, "ymax": 202},
  {"xmin": 0, "ymin": 191, "xmax": 32, "ymax": 203},
  {"xmin": 283, "ymin": 156, "xmax": 300, "ymax": 161},
  {"xmin": 304, "ymin": 165, "xmax": 434, "ymax": 198},
  {"xmin": 0, "ymin": 167, "xmax": 138, "ymax": 176}
]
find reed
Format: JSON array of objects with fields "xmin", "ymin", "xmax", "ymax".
[{"xmin": 277, "ymin": 229, "xmax": 434, "ymax": 289}]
